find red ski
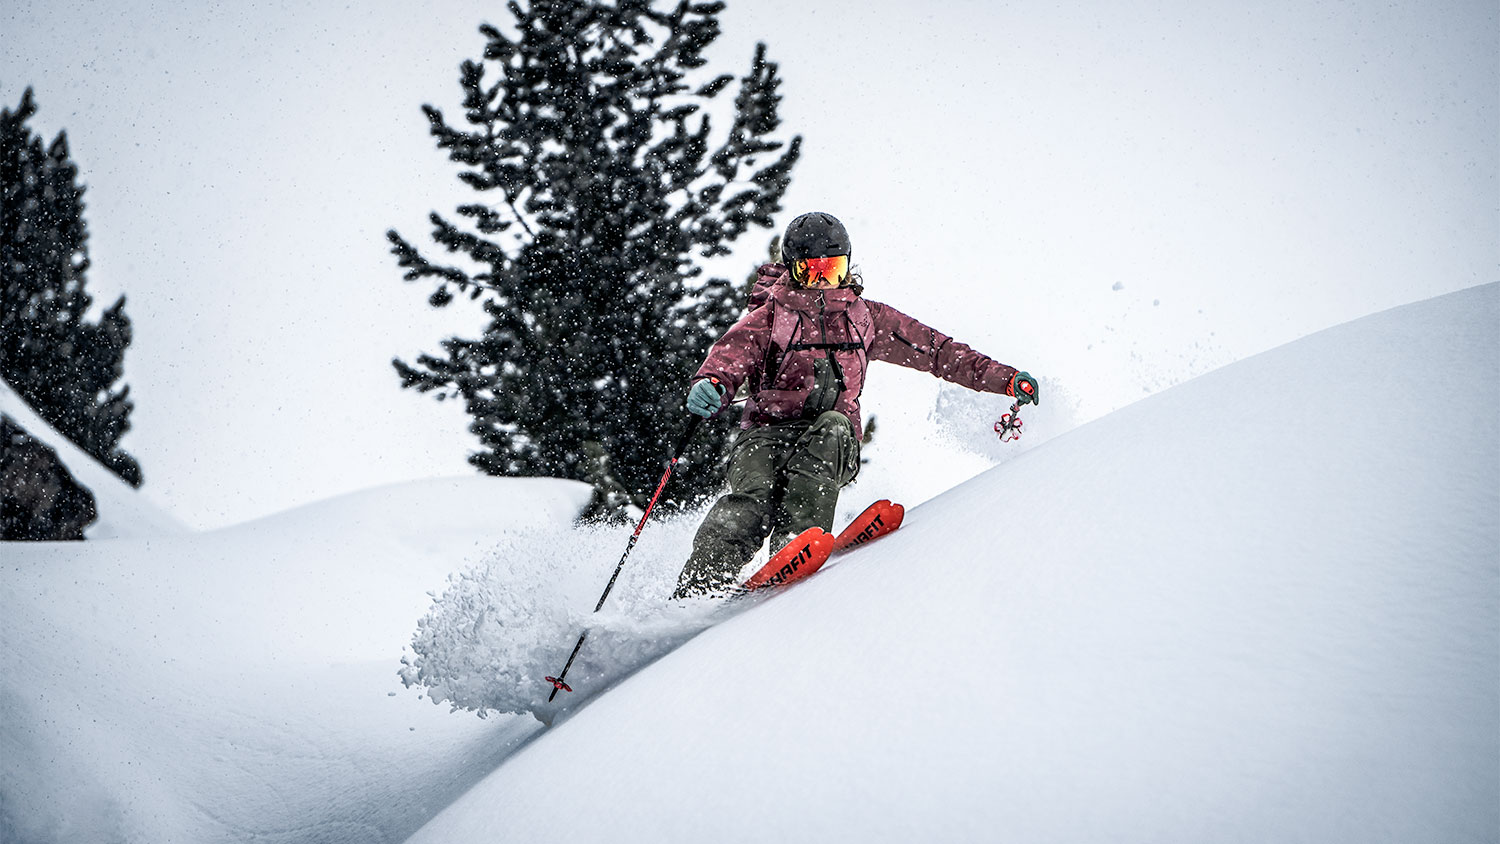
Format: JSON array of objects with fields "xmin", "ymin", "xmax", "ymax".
[
  {"xmin": 832, "ymin": 499, "xmax": 904, "ymax": 554},
  {"xmin": 740, "ymin": 527, "xmax": 835, "ymax": 591},
  {"xmin": 738, "ymin": 500, "xmax": 905, "ymax": 593}
]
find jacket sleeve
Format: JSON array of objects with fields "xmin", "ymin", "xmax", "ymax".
[
  {"xmin": 866, "ymin": 301, "xmax": 1019, "ymax": 395},
  {"xmin": 693, "ymin": 304, "xmax": 772, "ymax": 397}
]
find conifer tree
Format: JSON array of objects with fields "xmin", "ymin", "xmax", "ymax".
[
  {"xmin": 1, "ymin": 88, "xmax": 141, "ymax": 487},
  {"xmin": 389, "ymin": 0, "xmax": 800, "ymax": 514}
]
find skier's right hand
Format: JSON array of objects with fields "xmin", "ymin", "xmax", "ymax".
[
  {"xmin": 1009, "ymin": 371, "xmax": 1039, "ymax": 406},
  {"xmin": 686, "ymin": 376, "xmax": 728, "ymax": 417}
]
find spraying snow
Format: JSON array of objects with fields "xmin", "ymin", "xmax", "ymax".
[{"xmin": 398, "ymin": 515, "xmax": 729, "ymax": 719}]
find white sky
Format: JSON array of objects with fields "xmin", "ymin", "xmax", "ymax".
[{"xmin": 3, "ymin": 0, "xmax": 1495, "ymax": 528}]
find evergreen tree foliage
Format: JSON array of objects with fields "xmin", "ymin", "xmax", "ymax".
[
  {"xmin": 1, "ymin": 88, "xmax": 141, "ymax": 487},
  {"xmin": 388, "ymin": 0, "xmax": 800, "ymax": 514}
]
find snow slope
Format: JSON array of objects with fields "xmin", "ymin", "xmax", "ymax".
[
  {"xmin": 408, "ymin": 283, "xmax": 1499, "ymax": 843},
  {"xmin": 1, "ymin": 284, "xmax": 1494, "ymax": 843},
  {"xmin": 0, "ymin": 476, "xmax": 590, "ymax": 843},
  {"xmin": 0, "ymin": 377, "xmax": 187, "ymax": 539}
]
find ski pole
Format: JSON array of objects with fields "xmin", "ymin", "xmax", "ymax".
[{"xmin": 545, "ymin": 414, "xmax": 702, "ymax": 702}]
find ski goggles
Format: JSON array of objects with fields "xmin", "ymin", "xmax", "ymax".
[{"xmin": 790, "ymin": 254, "xmax": 850, "ymax": 288}]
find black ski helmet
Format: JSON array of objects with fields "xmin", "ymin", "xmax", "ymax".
[{"xmin": 782, "ymin": 212, "xmax": 851, "ymax": 263}]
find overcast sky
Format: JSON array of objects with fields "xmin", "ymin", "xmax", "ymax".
[{"xmin": 3, "ymin": 0, "xmax": 1495, "ymax": 529}]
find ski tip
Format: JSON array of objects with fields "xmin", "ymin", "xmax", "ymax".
[
  {"xmin": 833, "ymin": 499, "xmax": 904, "ymax": 551},
  {"xmin": 873, "ymin": 499, "xmax": 905, "ymax": 524}
]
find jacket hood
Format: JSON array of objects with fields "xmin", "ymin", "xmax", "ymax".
[{"xmin": 752, "ymin": 262, "xmax": 860, "ymax": 313}]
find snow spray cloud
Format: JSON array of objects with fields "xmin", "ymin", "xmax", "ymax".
[
  {"xmin": 930, "ymin": 376, "xmax": 1080, "ymax": 463},
  {"xmin": 399, "ymin": 509, "xmax": 726, "ymax": 717}
]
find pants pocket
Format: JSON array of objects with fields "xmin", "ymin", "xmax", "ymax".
[{"xmin": 796, "ymin": 411, "xmax": 860, "ymax": 487}]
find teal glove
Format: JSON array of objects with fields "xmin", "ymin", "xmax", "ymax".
[
  {"xmin": 686, "ymin": 377, "xmax": 727, "ymax": 417},
  {"xmin": 1010, "ymin": 371, "xmax": 1039, "ymax": 406}
]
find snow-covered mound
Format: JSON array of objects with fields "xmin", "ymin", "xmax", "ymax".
[
  {"xmin": 2, "ymin": 284, "xmax": 1493, "ymax": 844},
  {"xmin": 408, "ymin": 283, "xmax": 1499, "ymax": 843},
  {"xmin": 0, "ymin": 475, "xmax": 590, "ymax": 843},
  {"xmin": 0, "ymin": 377, "xmax": 187, "ymax": 538}
]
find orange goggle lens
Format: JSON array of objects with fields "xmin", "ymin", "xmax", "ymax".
[{"xmin": 791, "ymin": 255, "xmax": 850, "ymax": 288}]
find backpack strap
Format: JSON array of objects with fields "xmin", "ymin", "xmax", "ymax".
[
  {"xmin": 787, "ymin": 341, "xmax": 865, "ymax": 351},
  {"xmin": 750, "ymin": 296, "xmax": 873, "ymax": 394},
  {"xmin": 748, "ymin": 296, "xmax": 785, "ymax": 395},
  {"xmin": 838, "ymin": 298, "xmax": 873, "ymax": 395}
]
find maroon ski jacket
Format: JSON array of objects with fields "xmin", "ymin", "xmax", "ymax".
[{"xmin": 695, "ymin": 263, "xmax": 1021, "ymax": 433}]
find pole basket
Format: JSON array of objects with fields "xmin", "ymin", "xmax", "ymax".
[
  {"xmin": 995, "ymin": 402, "xmax": 1024, "ymax": 442},
  {"xmin": 545, "ymin": 676, "xmax": 573, "ymax": 694}
]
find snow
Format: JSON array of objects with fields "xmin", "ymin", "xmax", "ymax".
[
  {"xmin": 0, "ymin": 476, "xmax": 591, "ymax": 842},
  {"xmin": 2, "ymin": 283, "xmax": 1497, "ymax": 843},
  {"xmin": 408, "ymin": 283, "xmax": 1499, "ymax": 842}
]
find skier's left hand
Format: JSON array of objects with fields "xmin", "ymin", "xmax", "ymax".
[
  {"xmin": 686, "ymin": 376, "xmax": 728, "ymax": 417},
  {"xmin": 1009, "ymin": 371, "xmax": 1039, "ymax": 406}
]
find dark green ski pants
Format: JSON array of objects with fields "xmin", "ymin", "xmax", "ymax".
[{"xmin": 673, "ymin": 411, "xmax": 860, "ymax": 598}]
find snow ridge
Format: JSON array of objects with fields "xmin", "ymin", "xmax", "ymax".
[{"xmin": 406, "ymin": 283, "xmax": 1499, "ymax": 844}]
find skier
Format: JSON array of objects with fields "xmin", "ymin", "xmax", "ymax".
[{"xmin": 673, "ymin": 211, "xmax": 1038, "ymax": 598}]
